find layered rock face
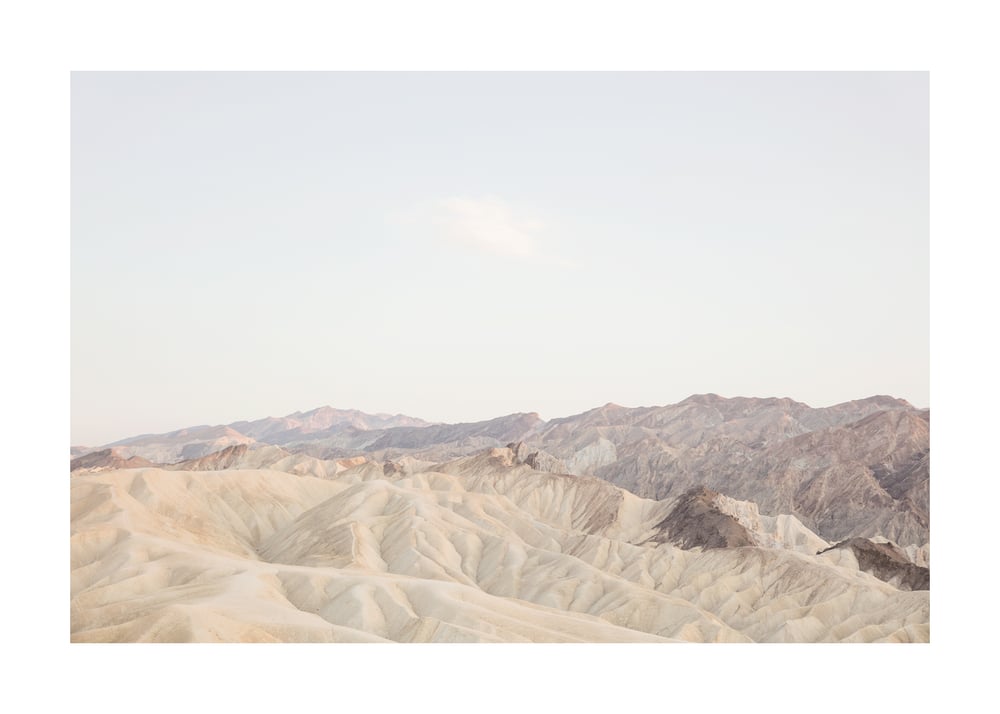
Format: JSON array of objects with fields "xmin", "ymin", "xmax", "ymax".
[
  {"xmin": 595, "ymin": 407, "xmax": 928, "ymax": 547},
  {"xmin": 529, "ymin": 396, "xmax": 929, "ymax": 548}
]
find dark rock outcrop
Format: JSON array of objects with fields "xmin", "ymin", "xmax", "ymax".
[
  {"xmin": 646, "ymin": 486, "xmax": 755, "ymax": 550},
  {"xmin": 821, "ymin": 537, "xmax": 930, "ymax": 591}
]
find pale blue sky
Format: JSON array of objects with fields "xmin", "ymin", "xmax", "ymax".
[{"xmin": 71, "ymin": 72, "xmax": 928, "ymax": 445}]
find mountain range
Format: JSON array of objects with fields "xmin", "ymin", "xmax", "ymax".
[
  {"xmin": 73, "ymin": 394, "xmax": 929, "ymax": 548},
  {"xmin": 70, "ymin": 394, "xmax": 930, "ymax": 642}
]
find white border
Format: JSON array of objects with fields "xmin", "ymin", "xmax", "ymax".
[{"xmin": 4, "ymin": 1, "xmax": 993, "ymax": 711}]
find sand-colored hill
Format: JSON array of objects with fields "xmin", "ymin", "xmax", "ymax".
[{"xmin": 70, "ymin": 449, "xmax": 928, "ymax": 643}]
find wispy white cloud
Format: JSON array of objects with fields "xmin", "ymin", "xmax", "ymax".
[{"xmin": 433, "ymin": 196, "xmax": 575, "ymax": 268}]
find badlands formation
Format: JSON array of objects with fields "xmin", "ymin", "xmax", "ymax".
[{"xmin": 71, "ymin": 396, "xmax": 929, "ymax": 643}]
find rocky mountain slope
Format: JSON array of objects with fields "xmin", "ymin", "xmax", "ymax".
[{"xmin": 594, "ymin": 406, "xmax": 929, "ymax": 546}]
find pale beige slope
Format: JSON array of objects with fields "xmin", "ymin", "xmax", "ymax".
[
  {"xmin": 72, "ymin": 530, "xmax": 672, "ymax": 643},
  {"xmin": 259, "ymin": 479, "xmax": 745, "ymax": 642},
  {"xmin": 346, "ymin": 450, "xmax": 824, "ymax": 554},
  {"xmin": 265, "ymin": 466, "xmax": 926, "ymax": 642},
  {"xmin": 70, "ymin": 468, "xmax": 672, "ymax": 642},
  {"xmin": 712, "ymin": 493, "xmax": 831, "ymax": 553},
  {"xmin": 71, "ymin": 465, "xmax": 928, "ymax": 643}
]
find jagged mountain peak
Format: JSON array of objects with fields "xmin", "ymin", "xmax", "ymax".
[{"xmin": 646, "ymin": 485, "xmax": 756, "ymax": 550}]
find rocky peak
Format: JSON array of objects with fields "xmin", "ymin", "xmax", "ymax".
[{"xmin": 646, "ymin": 485, "xmax": 756, "ymax": 550}]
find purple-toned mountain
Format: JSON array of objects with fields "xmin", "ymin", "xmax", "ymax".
[
  {"xmin": 74, "ymin": 407, "xmax": 434, "ymax": 463},
  {"xmin": 103, "ymin": 424, "xmax": 255, "ymax": 463},
  {"xmin": 227, "ymin": 406, "xmax": 433, "ymax": 444},
  {"xmin": 548, "ymin": 398, "xmax": 929, "ymax": 547},
  {"xmin": 363, "ymin": 412, "xmax": 545, "ymax": 452}
]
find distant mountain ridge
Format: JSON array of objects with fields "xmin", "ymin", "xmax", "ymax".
[
  {"xmin": 72, "ymin": 394, "xmax": 928, "ymax": 548},
  {"xmin": 82, "ymin": 406, "xmax": 435, "ymax": 463},
  {"xmin": 227, "ymin": 406, "xmax": 434, "ymax": 445}
]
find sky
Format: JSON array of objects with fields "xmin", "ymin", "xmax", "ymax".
[{"xmin": 71, "ymin": 72, "xmax": 928, "ymax": 445}]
